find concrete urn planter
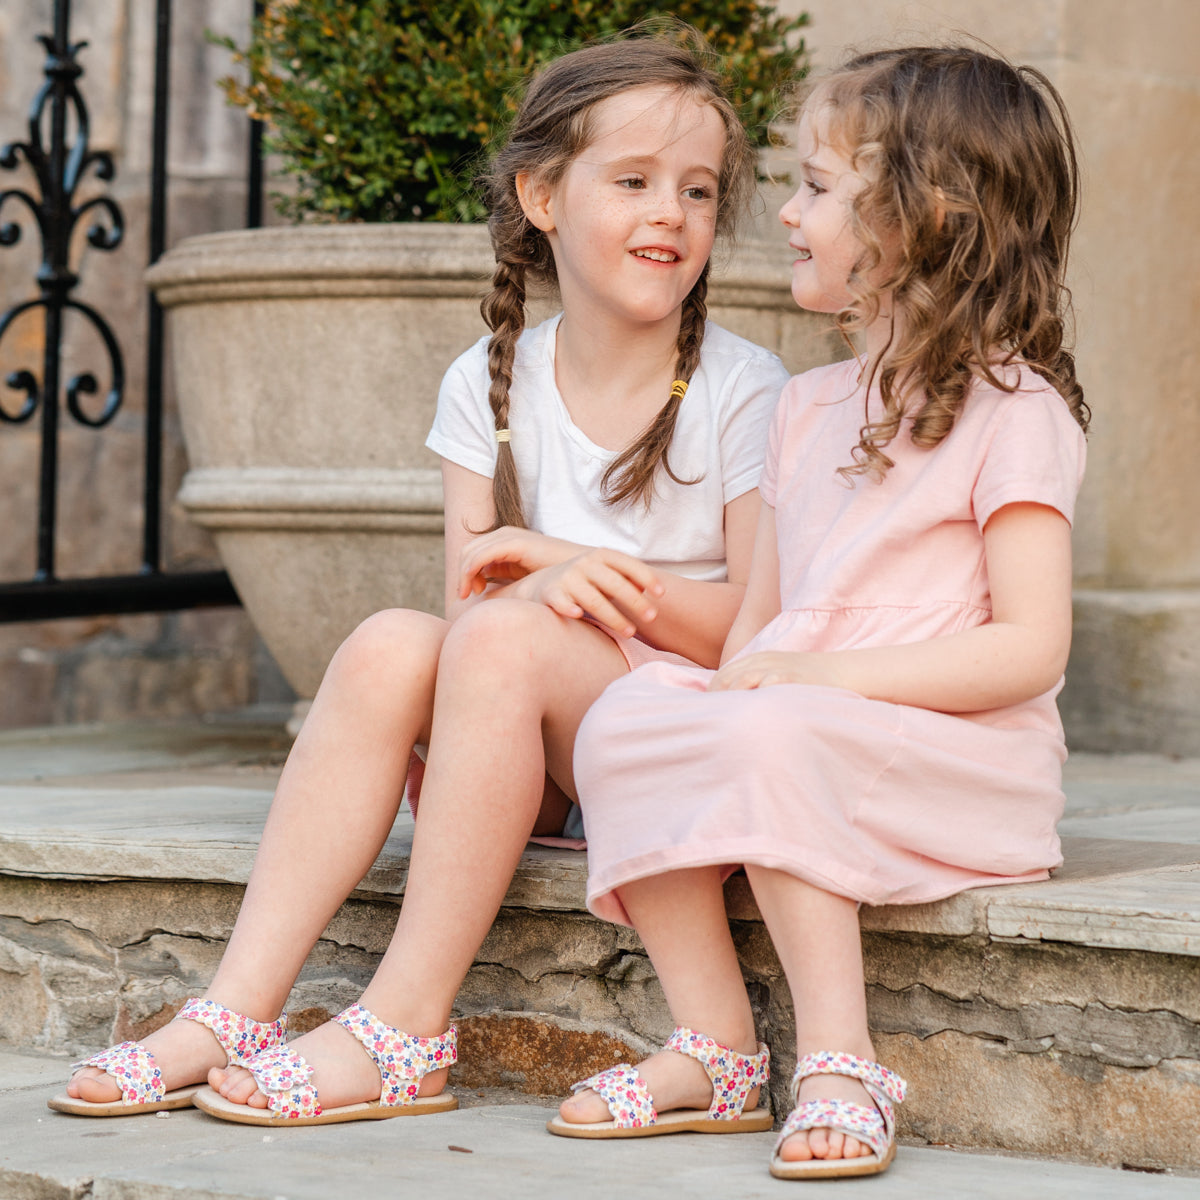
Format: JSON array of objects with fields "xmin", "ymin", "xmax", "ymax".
[{"xmin": 148, "ymin": 223, "xmax": 841, "ymax": 700}]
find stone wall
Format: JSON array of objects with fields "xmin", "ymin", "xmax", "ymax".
[
  {"xmin": 2, "ymin": 872, "xmax": 1195, "ymax": 1170},
  {"xmin": 0, "ymin": 1, "xmax": 293, "ymax": 726}
]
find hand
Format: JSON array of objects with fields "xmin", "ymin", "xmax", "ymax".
[
  {"xmin": 457, "ymin": 527, "xmax": 583, "ymax": 599},
  {"xmin": 708, "ymin": 651, "xmax": 846, "ymax": 692},
  {"xmin": 506, "ymin": 548, "xmax": 665, "ymax": 638}
]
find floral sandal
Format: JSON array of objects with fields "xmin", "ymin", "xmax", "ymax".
[
  {"xmin": 47, "ymin": 998, "xmax": 287, "ymax": 1117},
  {"xmin": 192, "ymin": 1002, "xmax": 458, "ymax": 1126},
  {"xmin": 769, "ymin": 1051, "xmax": 907, "ymax": 1180},
  {"xmin": 545, "ymin": 1026, "xmax": 771, "ymax": 1139}
]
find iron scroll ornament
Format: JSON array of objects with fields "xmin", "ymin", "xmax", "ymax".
[{"xmin": 0, "ymin": 23, "xmax": 125, "ymax": 429}]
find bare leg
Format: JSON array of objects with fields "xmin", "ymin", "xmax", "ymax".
[
  {"xmin": 745, "ymin": 865, "xmax": 876, "ymax": 1162},
  {"xmin": 212, "ymin": 599, "xmax": 630, "ymax": 1111},
  {"xmin": 558, "ymin": 867, "xmax": 760, "ymax": 1123},
  {"xmin": 67, "ymin": 608, "xmax": 448, "ymax": 1103}
]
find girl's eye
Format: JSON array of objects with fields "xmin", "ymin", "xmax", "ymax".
[
  {"xmin": 617, "ymin": 177, "xmax": 646, "ymax": 190},
  {"xmin": 805, "ymin": 180, "xmax": 826, "ymax": 196},
  {"xmin": 684, "ymin": 186, "xmax": 715, "ymax": 202}
]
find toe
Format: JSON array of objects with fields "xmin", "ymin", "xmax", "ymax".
[
  {"xmin": 558, "ymin": 1088, "xmax": 612, "ymax": 1125},
  {"xmin": 223, "ymin": 1071, "xmax": 264, "ymax": 1106},
  {"xmin": 778, "ymin": 1130, "xmax": 815, "ymax": 1162},
  {"xmin": 807, "ymin": 1126, "xmax": 831, "ymax": 1158},
  {"xmin": 71, "ymin": 1069, "xmax": 122, "ymax": 1104}
]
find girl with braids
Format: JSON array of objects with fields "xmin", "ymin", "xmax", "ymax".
[
  {"xmin": 554, "ymin": 46, "xmax": 1089, "ymax": 1179},
  {"xmin": 52, "ymin": 32, "xmax": 788, "ymax": 1126}
]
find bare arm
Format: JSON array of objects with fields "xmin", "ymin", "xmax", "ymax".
[
  {"xmin": 720, "ymin": 500, "xmax": 782, "ymax": 666},
  {"xmin": 445, "ymin": 464, "xmax": 761, "ymax": 669},
  {"xmin": 710, "ymin": 503, "xmax": 1074, "ymax": 712},
  {"xmin": 611, "ymin": 488, "xmax": 761, "ymax": 669}
]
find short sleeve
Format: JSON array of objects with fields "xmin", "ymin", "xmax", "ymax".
[
  {"xmin": 972, "ymin": 384, "xmax": 1087, "ymax": 530},
  {"xmin": 757, "ymin": 378, "xmax": 794, "ymax": 507},
  {"xmin": 717, "ymin": 353, "xmax": 791, "ymax": 503},
  {"xmin": 425, "ymin": 339, "xmax": 497, "ymax": 478}
]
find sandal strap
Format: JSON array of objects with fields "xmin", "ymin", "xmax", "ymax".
[
  {"xmin": 775, "ymin": 1097, "xmax": 889, "ymax": 1159},
  {"xmin": 570, "ymin": 1063, "xmax": 656, "ymax": 1128},
  {"xmin": 333, "ymin": 1003, "xmax": 457, "ymax": 1108},
  {"xmin": 70, "ymin": 1041, "xmax": 164, "ymax": 1106},
  {"xmin": 788, "ymin": 1052, "xmax": 907, "ymax": 1145},
  {"xmin": 68, "ymin": 997, "xmax": 289, "ymax": 1107},
  {"xmin": 663, "ymin": 1027, "xmax": 770, "ymax": 1120},
  {"xmin": 244, "ymin": 1044, "xmax": 321, "ymax": 1119},
  {"xmin": 175, "ymin": 998, "xmax": 287, "ymax": 1066}
]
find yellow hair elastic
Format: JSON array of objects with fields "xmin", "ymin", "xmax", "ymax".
[
  {"xmin": 495, "ymin": 429, "xmax": 511, "ymax": 443},
  {"xmin": 669, "ymin": 379, "xmax": 689, "ymax": 401}
]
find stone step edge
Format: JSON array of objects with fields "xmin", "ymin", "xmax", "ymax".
[{"xmin": 2, "ymin": 810, "xmax": 1198, "ymax": 958}]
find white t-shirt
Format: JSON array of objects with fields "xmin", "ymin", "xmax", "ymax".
[{"xmin": 426, "ymin": 316, "xmax": 790, "ymax": 583}]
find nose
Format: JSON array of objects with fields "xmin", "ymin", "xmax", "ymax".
[
  {"xmin": 652, "ymin": 189, "xmax": 685, "ymax": 228},
  {"xmin": 779, "ymin": 187, "xmax": 803, "ymax": 228}
]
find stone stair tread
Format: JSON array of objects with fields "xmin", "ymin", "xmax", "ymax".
[
  {"xmin": 2, "ymin": 719, "xmax": 1196, "ymax": 1174},
  {"xmin": 1, "ymin": 718, "xmax": 1198, "ymax": 957},
  {"xmin": 1, "ymin": 1049, "xmax": 1194, "ymax": 1199}
]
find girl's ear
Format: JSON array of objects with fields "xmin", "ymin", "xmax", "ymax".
[{"xmin": 516, "ymin": 171, "xmax": 556, "ymax": 232}]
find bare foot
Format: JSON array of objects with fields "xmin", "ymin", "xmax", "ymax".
[
  {"xmin": 66, "ymin": 1017, "xmax": 231, "ymax": 1104},
  {"xmin": 557, "ymin": 1047, "xmax": 760, "ymax": 1125},
  {"xmin": 208, "ymin": 1019, "xmax": 449, "ymax": 1111},
  {"xmin": 776, "ymin": 1072, "xmax": 877, "ymax": 1162}
]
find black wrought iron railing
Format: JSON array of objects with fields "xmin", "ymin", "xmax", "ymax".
[{"xmin": 0, "ymin": 0, "xmax": 258, "ymax": 621}]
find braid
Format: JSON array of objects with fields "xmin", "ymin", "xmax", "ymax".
[
  {"xmin": 601, "ymin": 269, "xmax": 709, "ymax": 508},
  {"xmin": 480, "ymin": 260, "xmax": 529, "ymax": 530}
]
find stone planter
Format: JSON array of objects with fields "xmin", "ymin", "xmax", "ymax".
[{"xmin": 148, "ymin": 223, "xmax": 841, "ymax": 699}]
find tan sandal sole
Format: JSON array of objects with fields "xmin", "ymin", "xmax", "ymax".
[
  {"xmin": 546, "ymin": 1106, "xmax": 774, "ymax": 1140},
  {"xmin": 769, "ymin": 1137, "xmax": 896, "ymax": 1179},
  {"xmin": 192, "ymin": 1084, "xmax": 458, "ymax": 1127},
  {"xmin": 47, "ymin": 1084, "xmax": 202, "ymax": 1117}
]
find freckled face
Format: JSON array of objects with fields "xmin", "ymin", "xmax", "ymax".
[
  {"xmin": 777, "ymin": 107, "xmax": 875, "ymax": 315},
  {"xmin": 528, "ymin": 85, "xmax": 726, "ymax": 331}
]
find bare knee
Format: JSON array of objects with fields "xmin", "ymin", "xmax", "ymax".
[
  {"xmin": 437, "ymin": 598, "xmax": 564, "ymax": 683},
  {"xmin": 316, "ymin": 609, "xmax": 449, "ymax": 712}
]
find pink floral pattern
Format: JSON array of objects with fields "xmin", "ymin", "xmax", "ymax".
[
  {"xmin": 244, "ymin": 1045, "xmax": 322, "ymax": 1120},
  {"xmin": 663, "ymin": 1026, "xmax": 770, "ymax": 1120},
  {"xmin": 71, "ymin": 1042, "xmax": 164, "ymax": 1106},
  {"xmin": 334, "ymin": 1003, "xmax": 458, "ymax": 1108},
  {"xmin": 776, "ymin": 1051, "xmax": 908, "ymax": 1160},
  {"xmin": 241, "ymin": 1003, "xmax": 458, "ymax": 1120},
  {"xmin": 570, "ymin": 1027, "xmax": 770, "ymax": 1129},
  {"xmin": 68, "ymin": 997, "xmax": 287, "ymax": 1107},
  {"xmin": 571, "ymin": 1064, "xmax": 657, "ymax": 1128},
  {"xmin": 176, "ymin": 998, "xmax": 286, "ymax": 1066}
]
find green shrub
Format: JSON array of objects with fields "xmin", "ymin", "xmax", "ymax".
[{"xmin": 210, "ymin": 1, "xmax": 808, "ymax": 223}]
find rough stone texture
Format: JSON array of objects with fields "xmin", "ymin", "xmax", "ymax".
[
  {"xmin": 452, "ymin": 1013, "xmax": 654, "ymax": 1095},
  {"xmin": 1061, "ymin": 589, "xmax": 1200, "ymax": 756},
  {"xmin": 878, "ymin": 1031, "xmax": 1200, "ymax": 1173},
  {"xmin": 2, "ymin": 865, "xmax": 1197, "ymax": 1170},
  {"xmin": 0, "ymin": 1, "xmax": 291, "ymax": 730}
]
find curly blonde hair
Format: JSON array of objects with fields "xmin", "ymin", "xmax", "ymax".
[
  {"xmin": 477, "ymin": 30, "xmax": 755, "ymax": 528},
  {"xmin": 799, "ymin": 46, "xmax": 1089, "ymax": 481}
]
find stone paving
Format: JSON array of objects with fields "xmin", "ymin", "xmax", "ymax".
[
  {"xmin": 2, "ymin": 1046, "xmax": 1198, "ymax": 1200},
  {"xmin": 0, "ymin": 716, "xmax": 1198, "ymax": 1193}
]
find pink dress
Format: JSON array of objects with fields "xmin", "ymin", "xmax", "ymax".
[{"xmin": 574, "ymin": 359, "xmax": 1088, "ymax": 925}]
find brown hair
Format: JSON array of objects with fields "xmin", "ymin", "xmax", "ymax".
[
  {"xmin": 799, "ymin": 46, "xmax": 1089, "ymax": 481},
  {"xmin": 478, "ymin": 29, "xmax": 755, "ymax": 528}
]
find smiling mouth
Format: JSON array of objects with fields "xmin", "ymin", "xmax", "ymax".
[
  {"xmin": 632, "ymin": 248, "xmax": 678, "ymax": 263},
  {"xmin": 793, "ymin": 248, "xmax": 812, "ymax": 262}
]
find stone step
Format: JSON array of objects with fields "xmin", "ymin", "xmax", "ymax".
[
  {"xmin": 0, "ymin": 716, "xmax": 1197, "ymax": 1177},
  {"xmin": 2, "ymin": 1048, "xmax": 1196, "ymax": 1200}
]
